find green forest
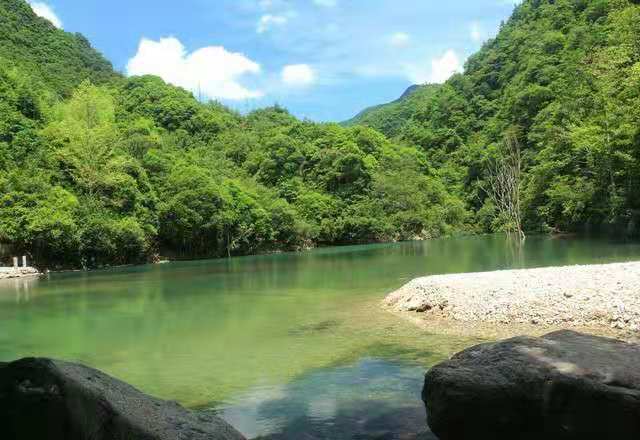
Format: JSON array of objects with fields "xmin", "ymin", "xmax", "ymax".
[
  {"xmin": 1, "ymin": 0, "xmax": 639, "ymax": 268},
  {"xmin": 349, "ymin": 0, "xmax": 640, "ymax": 237}
]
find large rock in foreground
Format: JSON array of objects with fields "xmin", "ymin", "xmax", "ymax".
[
  {"xmin": 424, "ymin": 330, "xmax": 640, "ymax": 440},
  {"xmin": 0, "ymin": 357, "xmax": 246, "ymax": 440}
]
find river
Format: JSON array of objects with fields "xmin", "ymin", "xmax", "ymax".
[{"xmin": 2, "ymin": 235, "xmax": 640, "ymax": 439}]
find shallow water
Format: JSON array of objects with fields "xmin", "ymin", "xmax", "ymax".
[{"xmin": 1, "ymin": 235, "xmax": 640, "ymax": 439}]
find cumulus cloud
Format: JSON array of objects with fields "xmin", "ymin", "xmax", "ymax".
[
  {"xmin": 428, "ymin": 50, "xmax": 463, "ymax": 83},
  {"xmin": 404, "ymin": 49, "xmax": 463, "ymax": 84},
  {"xmin": 313, "ymin": 0, "xmax": 337, "ymax": 7},
  {"xmin": 282, "ymin": 64, "xmax": 316, "ymax": 87},
  {"xmin": 126, "ymin": 37, "xmax": 263, "ymax": 100},
  {"xmin": 28, "ymin": 1, "xmax": 62, "ymax": 28},
  {"xmin": 257, "ymin": 14, "xmax": 288, "ymax": 33},
  {"xmin": 389, "ymin": 32, "xmax": 410, "ymax": 48}
]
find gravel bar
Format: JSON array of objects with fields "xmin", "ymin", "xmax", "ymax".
[{"xmin": 384, "ymin": 262, "xmax": 640, "ymax": 332}]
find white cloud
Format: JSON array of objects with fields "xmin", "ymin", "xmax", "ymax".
[
  {"xmin": 313, "ymin": 0, "xmax": 337, "ymax": 7},
  {"xmin": 428, "ymin": 50, "xmax": 463, "ymax": 83},
  {"xmin": 404, "ymin": 49, "xmax": 463, "ymax": 84},
  {"xmin": 126, "ymin": 37, "xmax": 263, "ymax": 101},
  {"xmin": 281, "ymin": 64, "xmax": 316, "ymax": 87},
  {"xmin": 389, "ymin": 32, "xmax": 410, "ymax": 48},
  {"xmin": 470, "ymin": 22, "xmax": 484, "ymax": 43},
  {"xmin": 28, "ymin": 1, "xmax": 62, "ymax": 29},
  {"xmin": 257, "ymin": 14, "xmax": 288, "ymax": 33}
]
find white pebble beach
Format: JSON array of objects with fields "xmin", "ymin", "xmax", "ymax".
[{"xmin": 384, "ymin": 261, "xmax": 640, "ymax": 333}]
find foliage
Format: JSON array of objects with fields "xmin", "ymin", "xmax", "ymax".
[
  {"xmin": 0, "ymin": 0, "xmax": 118, "ymax": 97},
  {"xmin": 0, "ymin": 0, "xmax": 465, "ymax": 268},
  {"xmin": 348, "ymin": 0, "xmax": 640, "ymax": 237},
  {"xmin": 344, "ymin": 84, "xmax": 441, "ymax": 137},
  {"xmin": 5, "ymin": 0, "xmax": 638, "ymax": 268}
]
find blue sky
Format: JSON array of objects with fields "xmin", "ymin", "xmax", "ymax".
[{"xmin": 28, "ymin": 0, "xmax": 520, "ymax": 121}]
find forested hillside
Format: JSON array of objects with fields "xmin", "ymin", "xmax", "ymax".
[
  {"xmin": 2, "ymin": 0, "xmax": 639, "ymax": 269},
  {"xmin": 0, "ymin": 0, "xmax": 118, "ymax": 95},
  {"xmin": 344, "ymin": 84, "xmax": 441, "ymax": 138},
  {"xmin": 0, "ymin": 0, "xmax": 465, "ymax": 268},
  {"xmin": 350, "ymin": 0, "xmax": 640, "ymax": 235}
]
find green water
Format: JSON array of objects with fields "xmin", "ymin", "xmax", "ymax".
[{"xmin": 1, "ymin": 235, "xmax": 640, "ymax": 439}]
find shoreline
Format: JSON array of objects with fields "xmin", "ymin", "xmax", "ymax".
[
  {"xmin": 6, "ymin": 234, "xmax": 611, "ymax": 273},
  {"xmin": 384, "ymin": 261, "xmax": 640, "ymax": 341},
  {"xmin": 10, "ymin": 235, "xmax": 483, "ymax": 273}
]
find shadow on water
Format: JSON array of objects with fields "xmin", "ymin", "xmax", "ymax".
[{"xmin": 287, "ymin": 320, "xmax": 342, "ymax": 336}]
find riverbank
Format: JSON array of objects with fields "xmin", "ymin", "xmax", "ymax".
[
  {"xmin": 0, "ymin": 267, "xmax": 41, "ymax": 281},
  {"xmin": 384, "ymin": 261, "xmax": 640, "ymax": 338}
]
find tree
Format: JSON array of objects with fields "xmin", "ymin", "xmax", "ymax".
[{"xmin": 482, "ymin": 128, "xmax": 525, "ymax": 240}]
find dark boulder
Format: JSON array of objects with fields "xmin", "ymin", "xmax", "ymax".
[
  {"xmin": 423, "ymin": 330, "xmax": 640, "ymax": 440},
  {"xmin": 0, "ymin": 357, "xmax": 246, "ymax": 440}
]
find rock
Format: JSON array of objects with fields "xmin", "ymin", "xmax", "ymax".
[
  {"xmin": 0, "ymin": 357, "xmax": 246, "ymax": 440},
  {"xmin": 0, "ymin": 267, "xmax": 41, "ymax": 280},
  {"xmin": 414, "ymin": 303, "xmax": 432, "ymax": 313},
  {"xmin": 423, "ymin": 330, "xmax": 640, "ymax": 440}
]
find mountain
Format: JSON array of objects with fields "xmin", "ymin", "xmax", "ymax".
[
  {"xmin": 0, "ymin": 0, "xmax": 118, "ymax": 96},
  {"xmin": 0, "ymin": 0, "xmax": 466, "ymax": 269},
  {"xmin": 350, "ymin": 0, "xmax": 640, "ymax": 235},
  {"xmin": 1, "ymin": 0, "xmax": 639, "ymax": 269},
  {"xmin": 343, "ymin": 84, "xmax": 440, "ymax": 137}
]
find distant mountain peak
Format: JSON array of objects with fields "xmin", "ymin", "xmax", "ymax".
[
  {"xmin": 399, "ymin": 84, "xmax": 421, "ymax": 100},
  {"xmin": 342, "ymin": 83, "xmax": 441, "ymax": 137}
]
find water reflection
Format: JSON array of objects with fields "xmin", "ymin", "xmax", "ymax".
[
  {"xmin": 0, "ymin": 276, "xmax": 41, "ymax": 304},
  {"xmin": 217, "ymin": 358, "xmax": 437, "ymax": 440},
  {"xmin": 1, "ymin": 234, "xmax": 640, "ymax": 426}
]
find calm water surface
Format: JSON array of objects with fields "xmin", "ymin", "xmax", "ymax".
[{"xmin": 1, "ymin": 235, "xmax": 640, "ymax": 439}]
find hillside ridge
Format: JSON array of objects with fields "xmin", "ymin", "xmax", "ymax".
[{"xmin": 349, "ymin": 0, "xmax": 640, "ymax": 235}]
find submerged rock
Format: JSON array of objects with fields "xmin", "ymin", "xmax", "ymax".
[
  {"xmin": 423, "ymin": 330, "xmax": 640, "ymax": 439},
  {"xmin": 0, "ymin": 357, "xmax": 246, "ymax": 440}
]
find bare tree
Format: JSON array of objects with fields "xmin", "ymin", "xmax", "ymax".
[{"xmin": 482, "ymin": 128, "xmax": 525, "ymax": 240}]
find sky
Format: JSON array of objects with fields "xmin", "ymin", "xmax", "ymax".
[{"xmin": 27, "ymin": 0, "xmax": 520, "ymax": 122}]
